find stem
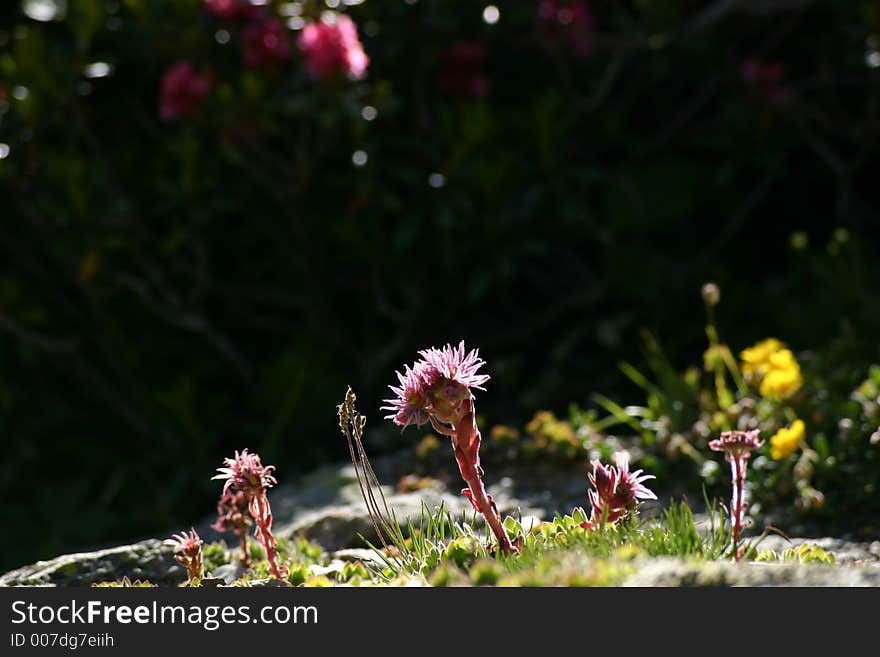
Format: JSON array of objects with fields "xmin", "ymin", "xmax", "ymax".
[
  {"xmin": 237, "ymin": 527, "xmax": 250, "ymax": 567},
  {"xmin": 451, "ymin": 399, "xmax": 516, "ymax": 553},
  {"xmin": 250, "ymin": 492, "xmax": 288, "ymax": 580},
  {"xmin": 729, "ymin": 454, "xmax": 746, "ymax": 559}
]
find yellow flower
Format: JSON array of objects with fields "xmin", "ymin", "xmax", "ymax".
[
  {"xmin": 740, "ymin": 339, "xmax": 803, "ymax": 398},
  {"xmin": 759, "ymin": 349, "xmax": 802, "ymax": 398},
  {"xmin": 769, "ymin": 419, "xmax": 805, "ymax": 459},
  {"xmin": 740, "ymin": 338, "xmax": 784, "ymax": 378}
]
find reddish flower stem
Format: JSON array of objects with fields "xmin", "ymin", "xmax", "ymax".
[
  {"xmin": 250, "ymin": 491, "xmax": 287, "ymax": 580},
  {"xmin": 236, "ymin": 528, "xmax": 250, "ymax": 567},
  {"xmin": 448, "ymin": 400, "xmax": 515, "ymax": 553},
  {"xmin": 728, "ymin": 455, "xmax": 747, "ymax": 559}
]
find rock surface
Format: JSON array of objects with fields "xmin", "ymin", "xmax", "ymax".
[
  {"xmin": 0, "ymin": 540, "xmax": 181, "ymax": 587},
  {"xmin": 623, "ymin": 557, "xmax": 880, "ymax": 587}
]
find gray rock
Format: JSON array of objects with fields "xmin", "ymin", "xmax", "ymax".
[
  {"xmin": 266, "ymin": 462, "xmax": 545, "ymax": 551},
  {"xmin": 0, "ymin": 539, "xmax": 181, "ymax": 587},
  {"xmin": 210, "ymin": 562, "xmax": 246, "ymax": 584},
  {"xmin": 623, "ymin": 557, "xmax": 880, "ymax": 587}
]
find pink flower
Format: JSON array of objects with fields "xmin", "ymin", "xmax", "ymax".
[
  {"xmin": 381, "ymin": 341, "xmax": 489, "ymax": 429},
  {"xmin": 538, "ymin": 0, "xmax": 595, "ymax": 58},
  {"xmin": 213, "ymin": 449, "xmax": 288, "ymax": 580},
  {"xmin": 243, "ymin": 18, "xmax": 292, "ymax": 68},
  {"xmin": 585, "ymin": 452, "xmax": 657, "ymax": 527},
  {"xmin": 164, "ymin": 528, "xmax": 204, "ymax": 583},
  {"xmin": 709, "ymin": 429, "xmax": 764, "ymax": 558},
  {"xmin": 297, "ymin": 15, "xmax": 369, "ymax": 80},
  {"xmin": 437, "ymin": 41, "xmax": 490, "ymax": 97},
  {"xmin": 383, "ymin": 343, "xmax": 515, "ymax": 553},
  {"xmin": 213, "ymin": 448, "xmax": 278, "ymax": 497},
  {"xmin": 708, "ymin": 428, "xmax": 764, "ymax": 459},
  {"xmin": 203, "ymin": 0, "xmax": 261, "ymax": 21},
  {"xmin": 158, "ymin": 61, "xmax": 213, "ymax": 121}
]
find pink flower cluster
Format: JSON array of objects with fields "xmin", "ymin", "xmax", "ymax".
[
  {"xmin": 158, "ymin": 61, "xmax": 213, "ymax": 122},
  {"xmin": 297, "ymin": 15, "xmax": 369, "ymax": 80},
  {"xmin": 164, "ymin": 528, "xmax": 204, "ymax": 584},
  {"xmin": 213, "ymin": 449, "xmax": 288, "ymax": 580},
  {"xmin": 582, "ymin": 452, "xmax": 657, "ymax": 528},
  {"xmin": 382, "ymin": 341, "xmax": 490, "ymax": 430},
  {"xmin": 159, "ymin": 6, "xmax": 371, "ymax": 119}
]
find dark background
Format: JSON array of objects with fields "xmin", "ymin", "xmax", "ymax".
[{"xmin": 1, "ymin": 0, "xmax": 879, "ymax": 572}]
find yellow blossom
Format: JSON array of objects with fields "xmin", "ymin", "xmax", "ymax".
[
  {"xmin": 740, "ymin": 338, "xmax": 783, "ymax": 378},
  {"xmin": 769, "ymin": 419, "xmax": 805, "ymax": 459},
  {"xmin": 740, "ymin": 338, "xmax": 803, "ymax": 398},
  {"xmin": 759, "ymin": 349, "xmax": 802, "ymax": 398}
]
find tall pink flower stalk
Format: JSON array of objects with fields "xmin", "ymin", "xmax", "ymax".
[
  {"xmin": 164, "ymin": 528, "xmax": 204, "ymax": 584},
  {"xmin": 213, "ymin": 449, "xmax": 288, "ymax": 580},
  {"xmin": 382, "ymin": 341, "xmax": 515, "ymax": 553},
  {"xmin": 583, "ymin": 452, "xmax": 657, "ymax": 528},
  {"xmin": 709, "ymin": 429, "xmax": 764, "ymax": 558}
]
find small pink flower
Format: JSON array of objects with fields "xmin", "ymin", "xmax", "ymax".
[
  {"xmin": 538, "ymin": 0, "xmax": 595, "ymax": 58},
  {"xmin": 213, "ymin": 448, "xmax": 278, "ymax": 497},
  {"xmin": 708, "ymin": 428, "xmax": 764, "ymax": 459},
  {"xmin": 158, "ymin": 61, "xmax": 213, "ymax": 122},
  {"xmin": 243, "ymin": 18, "xmax": 292, "ymax": 68},
  {"xmin": 213, "ymin": 449, "xmax": 288, "ymax": 580},
  {"xmin": 709, "ymin": 429, "xmax": 764, "ymax": 558},
  {"xmin": 585, "ymin": 452, "xmax": 656, "ymax": 527},
  {"xmin": 297, "ymin": 15, "xmax": 369, "ymax": 80},
  {"xmin": 164, "ymin": 528, "xmax": 204, "ymax": 583},
  {"xmin": 203, "ymin": 0, "xmax": 261, "ymax": 21},
  {"xmin": 437, "ymin": 41, "xmax": 490, "ymax": 97}
]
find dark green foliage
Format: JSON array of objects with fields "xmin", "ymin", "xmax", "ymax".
[{"xmin": 1, "ymin": 1, "xmax": 879, "ymax": 570}]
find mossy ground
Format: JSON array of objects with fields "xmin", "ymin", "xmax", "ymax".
[{"xmin": 95, "ymin": 500, "xmax": 841, "ymax": 588}]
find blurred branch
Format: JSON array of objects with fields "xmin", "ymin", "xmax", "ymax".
[
  {"xmin": 116, "ymin": 270, "xmax": 254, "ymax": 385},
  {"xmin": 0, "ymin": 310, "xmax": 79, "ymax": 352}
]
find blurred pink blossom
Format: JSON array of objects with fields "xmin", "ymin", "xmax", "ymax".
[
  {"xmin": 243, "ymin": 18, "xmax": 292, "ymax": 68},
  {"xmin": 158, "ymin": 61, "xmax": 213, "ymax": 122},
  {"xmin": 297, "ymin": 15, "xmax": 369, "ymax": 80}
]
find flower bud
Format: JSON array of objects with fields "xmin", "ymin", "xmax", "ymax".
[{"xmin": 701, "ymin": 282, "xmax": 721, "ymax": 307}]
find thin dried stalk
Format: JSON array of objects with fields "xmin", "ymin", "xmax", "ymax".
[{"xmin": 337, "ymin": 387, "xmax": 406, "ymax": 566}]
